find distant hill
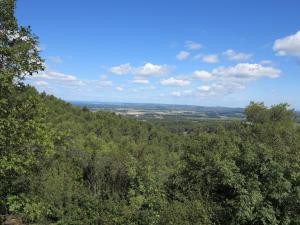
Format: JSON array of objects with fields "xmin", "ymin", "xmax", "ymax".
[
  {"xmin": 70, "ymin": 101, "xmax": 300, "ymax": 122},
  {"xmin": 70, "ymin": 101, "xmax": 245, "ymax": 121}
]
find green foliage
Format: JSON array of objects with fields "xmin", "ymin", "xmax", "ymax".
[
  {"xmin": 160, "ymin": 200, "xmax": 212, "ymax": 225},
  {"xmin": 32, "ymin": 95, "xmax": 179, "ymax": 224},
  {"xmin": 0, "ymin": 0, "xmax": 51, "ymax": 217},
  {"xmin": 1, "ymin": 1, "xmax": 300, "ymax": 224},
  {"xmin": 168, "ymin": 102, "xmax": 300, "ymax": 225}
]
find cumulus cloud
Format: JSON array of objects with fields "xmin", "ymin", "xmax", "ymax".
[
  {"xmin": 132, "ymin": 78, "xmax": 150, "ymax": 84},
  {"xmin": 197, "ymin": 81, "xmax": 247, "ymax": 97},
  {"xmin": 193, "ymin": 63, "xmax": 281, "ymax": 97},
  {"xmin": 197, "ymin": 85, "xmax": 211, "ymax": 92},
  {"xmin": 273, "ymin": 30, "xmax": 300, "ymax": 57},
  {"xmin": 176, "ymin": 51, "xmax": 190, "ymax": 60},
  {"xmin": 131, "ymin": 85, "xmax": 156, "ymax": 93},
  {"xmin": 212, "ymin": 63, "xmax": 281, "ymax": 78},
  {"xmin": 196, "ymin": 84, "xmax": 224, "ymax": 97},
  {"xmin": 171, "ymin": 90, "xmax": 193, "ymax": 97},
  {"xmin": 193, "ymin": 63, "xmax": 281, "ymax": 80},
  {"xmin": 193, "ymin": 70, "xmax": 214, "ymax": 80},
  {"xmin": 110, "ymin": 62, "xmax": 170, "ymax": 76},
  {"xmin": 201, "ymin": 54, "xmax": 219, "ymax": 63},
  {"xmin": 134, "ymin": 63, "xmax": 170, "ymax": 76},
  {"xmin": 194, "ymin": 54, "xmax": 219, "ymax": 63},
  {"xmin": 110, "ymin": 63, "xmax": 132, "ymax": 75},
  {"xmin": 28, "ymin": 70, "xmax": 113, "ymax": 92},
  {"xmin": 33, "ymin": 71, "xmax": 77, "ymax": 81},
  {"xmin": 185, "ymin": 40, "xmax": 202, "ymax": 50},
  {"xmin": 223, "ymin": 49, "xmax": 252, "ymax": 61},
  {"xmin": 97, "ymin": 76, "xmax": 113, "ymax": 87},
  {"xmin": 160, "ymin": 77, "xmax": 190, "ymax": 86}
]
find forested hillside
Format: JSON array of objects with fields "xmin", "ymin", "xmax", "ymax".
[
  {"xmin": 1, "ymin": 1, "xmax": 300, "ymax": 224},
  {"xmin": 1, "ymin": 87, "xmax": 182, "ymax": 224}
]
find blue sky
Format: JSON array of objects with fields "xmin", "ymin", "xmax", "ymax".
[{"xmin": 16, "ymin": 0, "xmax": 300, "ymax": 109}]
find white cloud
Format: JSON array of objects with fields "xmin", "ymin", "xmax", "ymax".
[
  {"xmin": 201, "ymin": 54, "xmax": 219, "ymax": 63},
  {"xmin": 29, "ymin": 70, "xmax": 113, "ymax": 90},
  {"xmin": 132, "ymin": 79, "xmax": 150, "ymax": 84},
  {"xmin": 197, "ymin": 85, "xmax": 211, "ymax": 92},
  {"xmin": 223, "ymin": 49, "xmax": 252, "ymax": 61},
  {"xmin": 200, "ymin": 82, "xmax": 247, "ymax": 97},
  {"xmin": 273, "ymin": 30, "xmax": 300, "ymax": 57},
  {"xmin": 212, "ymin": 63, "xmax": 281, "ymax": 78},
  {"xmin": 185, "ymin": 40, "xmax": 202, "ymax": 50},
  {"xmin": 110, "ymin": 62, "xmax": 170, "ymax": 76},
  {"xmin": 33, "ymin": 71, "xmax": 77, "ymax": 81},
  {"xmin": 97, "ymin": 76, "xmax": 113, "ymax": 87},
  {"xmin": 171, "ymin": 90, "xmax": 193, "ymax": 97},
  {"xmin": 176, "ymin": 51, "xmax": 190, "ymax": 60},
  {"xmin": 116, "ymin": 86, "xmax": 123, "ymax": 91},
  {"xmin": 193, "ymin": 63, "xmax": 281, "ymax": 97},
  {"xmin": 160, "ymin": 77, "xmax": 190, "ymax": 86},
  {"xmin": 26, "ymin": 68, "xmax": 126, "ymax": 101},
  {"xmin": 48, "ymin": 56, "xmax": 63, "ymax": 64},
  {"xmin": 110, "ymin": 63, "xmax": 132, "ymax": 75},
  {"xmin": 197, "ymin": 84, "xmax": 229, "ymax": 97},
  {"xmin": 193, "ymin": 70, "xmax": 214, "ymax": 80},
  {"xmin": 134, "ymin": 63, "xmax": 170, "ymax": 76},
  {"xmin": 132, "ymin": 85, "xmax": 156, "ymax": 93},
  {"xmin": 140, "ymin": 85, "xmax": 156, "ymax": 90}
]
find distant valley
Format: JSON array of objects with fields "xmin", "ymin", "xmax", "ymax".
[{"xmin": 71, "ymin": 101, "xmax": 300, "ymax": 122}]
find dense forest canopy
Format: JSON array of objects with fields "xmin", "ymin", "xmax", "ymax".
[{"xmin": 1, "ymin": 1, "xmax": 300, "ymax": 224}]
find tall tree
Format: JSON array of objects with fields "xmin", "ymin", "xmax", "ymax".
[{"xmin": 0, "ymin": 0, "xmax": 51, "ymax": 216}]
